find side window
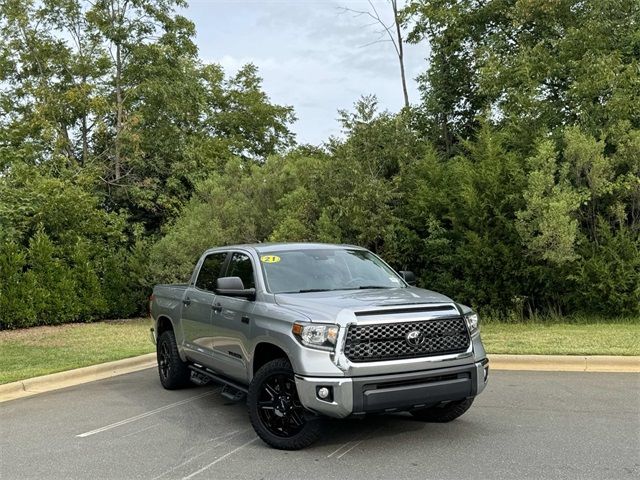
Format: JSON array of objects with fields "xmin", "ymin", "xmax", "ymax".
[
  {"xmin": 227, "ymin": 252, "xmax": 255, "ymax": 289},
  {"xmin": 195, "ymin": 253, "xmax": 227, "ymax": 292}
]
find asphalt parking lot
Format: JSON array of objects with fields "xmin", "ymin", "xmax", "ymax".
[{"xmin": 1, "ymin": 368, "xmax": 638, "ymax": 480}]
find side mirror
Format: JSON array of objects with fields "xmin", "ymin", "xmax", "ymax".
[
  {"xmin": 216, "ymin": 277, "xmax": 256, "ymax": 300},
  {"xmin": 399, "ymin": 271, "xmax": 416, "ymax": 286}
]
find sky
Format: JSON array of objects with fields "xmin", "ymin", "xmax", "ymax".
[{"xmin": 181, "ymin": 0, "xmax": 428, "ymax": 145}]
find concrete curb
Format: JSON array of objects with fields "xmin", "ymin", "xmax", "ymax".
[
  {"xmin": 1, "ymin": 353, "xmax": 638, "ymax": 403},
  {"xmin": 489, "ymin": 354, "xmax": 640, "ymax": 372},
  {"xmin": 0, "ymin": 353, "xmax": 156, "ymax": 403}
]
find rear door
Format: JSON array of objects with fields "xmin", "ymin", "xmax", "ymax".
[
  {"xmin": 210, "ymin": 251, "xmax": 256, "ymax": 382},
  {"xmin": 181, "ymin": 252, "xmax": 228, "ymax": 364}
]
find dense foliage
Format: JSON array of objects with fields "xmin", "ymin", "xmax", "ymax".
[{"xmin": 1, "ymin": 0, "xmax": 638, "ymax": 328}]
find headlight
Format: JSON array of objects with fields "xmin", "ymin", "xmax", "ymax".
[
  {"xmin": 292, "ymin": 323, "xmax": 339, "ymax": 351},
  {"xmin": 464, "ymin": 313, "xmax": 479, "ymax": 335}
]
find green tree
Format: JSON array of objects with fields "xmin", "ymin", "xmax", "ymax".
[
  {"xmin": 403, "ymin": 0, "xmax": 506, "ymax": 155},
  {"xmin": 399, "ymin": 124, "xmax": 530, "ymax": 314},
  {"xmin": 1, "ymin": 0, "xmax": 295, "ymax": 233},
  {"xmin": 516, "ymin": 139, "xmax": 585, "ymax": 264},
  {"xmin": 0, "ymin": 0, "xmax": 110, "ymax": 169}
]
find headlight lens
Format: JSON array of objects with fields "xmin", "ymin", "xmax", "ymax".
[
  {"xmin": 464, "ymin": 313, "xmax": 479, "ymax": 335},
  {"xmin": 292, "ymin": 323, "xmax": 339, "ymax": 351}
]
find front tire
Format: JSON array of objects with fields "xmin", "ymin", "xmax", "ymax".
[
  {"xmin": 247, "ymin": 358, "xmax": 323, "ymax": 450},
  {"xmin": 157, "ymin": 330, "xmax": 191, "ymax": 390},
  {"xmin": 410, "ymin": 397, "xmax": 475, "ymax": 422}
]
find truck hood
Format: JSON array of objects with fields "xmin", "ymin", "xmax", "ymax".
[{"xmin": 274, "ymin": 287, "xmax": 454, "ymax": 322}]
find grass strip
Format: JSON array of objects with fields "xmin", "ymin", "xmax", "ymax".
[
  {"xmin": 481, "ymin": 321, "xmax": 640, "ymax": 356},
  {"xmin": 0, "ymin": 318, "xmax": 154, "ymax": 384}
]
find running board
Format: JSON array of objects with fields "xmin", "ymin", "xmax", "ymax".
[
  {"xmin": 188, "ymin": 364, "xmax": 248, "ymax": 394},
  {"xmin": 221, "ymin": 384, "xmax": 246, "ymax": 402},
  {"xmin": 189, "ymin": 370, "xmax": 211, "ymax": 386}
]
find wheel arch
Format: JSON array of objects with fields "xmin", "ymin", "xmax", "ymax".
[
  {"xmin": 155, "ymin": 315, "xmax": 189, "ymax": 362},
  {"xmin": 156, "ymin": 315, "xmax": 174, "ymax": 338},
  {"xmin": 252, "ymin": 342, "xmax": 290, "ymax": 379}
]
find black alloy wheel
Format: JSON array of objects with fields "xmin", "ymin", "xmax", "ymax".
[
  {"xmin": 156, "ymin": 330, "xmax": 191, "ymax": 390},
  {"xmin": 257, "ymin": 372, "xmax": 306, "ymax": 437},
  {"xmin": 158, "ymin": 340, "xmax": 171, "ymax": 381},
  {"xmin": 247, "ymin": 358, "xmax": 323, "ymax": 449}
]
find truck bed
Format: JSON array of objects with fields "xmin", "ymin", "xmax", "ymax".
[{"xmin": 151, "ymin": 284, "xmax": 189, "ymax": 329}]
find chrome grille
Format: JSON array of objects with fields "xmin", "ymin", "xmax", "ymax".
[{"xmin": 344, "ymin": 317, "xmax": 470, "ymax": 362}]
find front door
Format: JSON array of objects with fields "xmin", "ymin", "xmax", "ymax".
[
  {"xmin": 181, "ymin": 252, "xmax": 227, "ymax": 364},
  {"xmin": 211, "ymin": 251, "xmax": 256, "ymax": 382}
]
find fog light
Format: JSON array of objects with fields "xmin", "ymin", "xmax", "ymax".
[{"xmin": 316, "ymin": 386, "xmax": 333, "ymax": 402}]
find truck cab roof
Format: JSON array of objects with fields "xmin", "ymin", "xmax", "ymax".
[{"xmin": 204, "ymin": 242, "xmax": 366, "ymax": 255}]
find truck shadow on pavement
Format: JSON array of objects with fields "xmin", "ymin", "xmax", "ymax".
[{"xmin": 185, "ymin": 382, "xmax": 483, "ymax": 452}]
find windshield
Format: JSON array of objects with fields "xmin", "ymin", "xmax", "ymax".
[{"xmin": 259, "ymin": 248, "xmax": 405, "ymax": 294}]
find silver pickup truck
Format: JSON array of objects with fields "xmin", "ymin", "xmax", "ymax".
[{"xmin": 150, "ymin": 243, "xmax": 489, "ymax": 449}]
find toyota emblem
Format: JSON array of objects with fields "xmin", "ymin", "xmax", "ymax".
[{"xmin": 405, "ymin": 329, "xmax": 425, "ymax": 347}]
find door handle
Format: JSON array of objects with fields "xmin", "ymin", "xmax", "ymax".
[
  {"xmin": 183, "ymin": 297, "xmax": 191, "ymax": 307},
  {"xmin": 241, "ymin": 316, "xmax": 250, "ymax": 324},
  {"xmin": 212, "ymin": 302, "xmax": 222, "ymax": 313}
]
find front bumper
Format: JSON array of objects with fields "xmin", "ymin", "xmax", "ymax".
[{"xmin": 295, "ymin": 359, "xmax": 489, "ymax": 419}]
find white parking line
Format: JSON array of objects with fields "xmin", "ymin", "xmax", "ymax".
[
  {"xmin": 336, "ymin": 439, "xmax": 364, "ymax": 459},
  {"xmin": 326, "ymin": 441, "xmax": 355, "ymax": 458},
  {"xmin": 183, "ymin": 428, "xmax": 247, "ymax": 455},
  {"xmin": 76, "ymin": 390, "xmax": 218, "ymax": 438},
  {"xmin": 181, "ymin": 437, "xmax": 259, "ymax": 480},
  {"xmin": 327, "ymin": 426, "xmax": 380, "ymax": 460},
  {"xmin": 152, "ymin": 430, "xmax": 247, "ymax": 480}
]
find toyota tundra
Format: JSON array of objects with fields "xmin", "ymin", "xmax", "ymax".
[{"xmin": 149, "ymin": 243, "xmax": 489, "ymax": 450}]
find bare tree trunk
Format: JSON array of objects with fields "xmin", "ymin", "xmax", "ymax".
[
  {"xmin": 342, "ymin": 0, "xmax": 410, "ymax": 109},
  {"xmin": 59, "ymin": 124, "xmax": 75, "ymax": 163},
  {"xmin": 81, "ymin": 114, "xmax": 89, "ymax": 166},
  {"xmin": 442, "ymin": 114, "xmax": 452, "ymax": 157},
  {"xmin": 115, "ymin": 40, "xmax": 122, "ymax": 181},
  {"xmin": 391, "ymin": 0, "xmax": 409, "ymax": 109},
  {"xmin": 81, "ymin": 67, "xmax": 88, "ymax": 166}
]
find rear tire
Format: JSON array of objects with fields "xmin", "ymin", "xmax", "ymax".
[
  {"xmin": 157, "ymin": 330, "xmax": 191, "ymax": 390},
  {"xmin": 247, "ymin": 358, "xmax": 323, "ymax": 450},
  {"xmin": 410, "ymin": 397, "xmax": 475, "ymax": 422}
]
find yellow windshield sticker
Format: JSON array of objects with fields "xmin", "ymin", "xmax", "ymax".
[{"xmin": 260, "ymin": 255, "xmax": 281, "ymax": 263}]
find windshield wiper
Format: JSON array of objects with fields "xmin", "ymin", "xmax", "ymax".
[
  {"xmin": 280, "ymin": 286, "xmax": 394, "ymax": 294},
  {"xmin": 339, "ymin": 285, "xmax": 394, "ymax": 290},
  {"xmin": 280, "ymin": 288, "xmax": 336, "ymax": 294}
]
